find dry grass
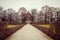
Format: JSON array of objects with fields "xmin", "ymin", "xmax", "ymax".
[
  {"xmin": 39, "ymin": 24, "xmax": 56, "ymax": 33},
  {"xmin": 39, "ymin": 24, "xmax": 51, "ymax": 28},
  {"xmin": 6, "ymin": 25, "xmax": 19, "ymax": 28}
]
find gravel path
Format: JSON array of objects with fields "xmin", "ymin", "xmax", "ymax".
[{"xmin": 6, "ymin": 24, "xmax": 53, "ymax": 40}]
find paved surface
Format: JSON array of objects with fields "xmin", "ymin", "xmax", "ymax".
[{"xmin": 6, "ymin": 24, "xmax": 53, "ymax": 40}]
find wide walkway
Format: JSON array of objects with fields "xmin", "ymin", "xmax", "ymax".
[{"xmin": 6, "ymin": 24, "xmax": 53, "ymax": 40}]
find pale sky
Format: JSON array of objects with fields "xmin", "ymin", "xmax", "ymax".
[{"xmin": 0, "ymin": 0, "xmax": 60, "ymax": 12}]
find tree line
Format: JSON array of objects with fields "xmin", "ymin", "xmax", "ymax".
[{"xmin": 0, "ymin": 5, "xmax": 60, "ymax": 24}]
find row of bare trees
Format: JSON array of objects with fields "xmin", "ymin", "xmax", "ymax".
[
  {"xmin": 0, "ymin": 5, "xmax": 60, "ymax": 24},
  {"xmin": 38, "ymin": 5, "xmax": 60, "ymax": 23}
]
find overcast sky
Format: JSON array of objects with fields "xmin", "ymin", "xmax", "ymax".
[{"xmin": 0, "ymin": 0, "xmax": 60, "ymax": 12}]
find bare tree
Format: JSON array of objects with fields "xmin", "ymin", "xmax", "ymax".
[
  {"xmin": 0, "ymin": 6, "xmax": 4, "ymax": 20},
  {"xmin": 38, "ymin": 11, "xmax": 46, "ymax": 23},
  {"xmin": 4, "ymin": 8, "xmax": 16, "ymax": 24},
  {"xmin": 31, "ymin": 9, "xmax": 38, "ymax": 23},
  {"xmin": 18, "ymin": 7, "xmax": 27, "ymax": 15},
  {"xmin": 17, "ymin": 7, "xmax": 27, "ymax": 23},
  {"xmin": 41, "ymin": 5, "xmax": 57, "ymax": 23}
]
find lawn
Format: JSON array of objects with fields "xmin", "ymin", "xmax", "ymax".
[
  {"xmin": 38, "ymin": 24, "xmax": 51, "ymax": 28},
  {"xmin": 39, "ymin": 24, "xmax": 56, "ymax": 34},
  {"xmin": 6, "ymin": 25, "xmax": 19, "ymax": 28}
]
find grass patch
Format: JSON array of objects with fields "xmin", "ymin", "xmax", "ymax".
[
  {"xmin": 39, "ymin": 24, "xmax": 51, "ymax": 28},
  {"xmin": 6, "ymin": 25, "xmax": 19, "ymax": 28},
  {"xmin": 39, "ymin": 24, "xmax": 56, "ymax": 33}
]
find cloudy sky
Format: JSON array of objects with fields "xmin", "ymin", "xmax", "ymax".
[{"xmin": 0, "ymin": 0, "xmax": 60, "ymax": 11}]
